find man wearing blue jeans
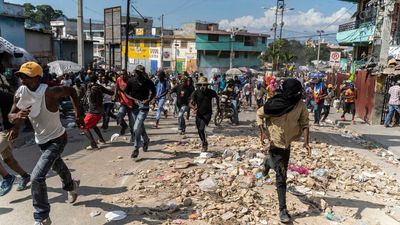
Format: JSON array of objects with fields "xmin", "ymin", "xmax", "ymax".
[
  {"xmin": 154, "ymin": 71, "xmax": 169, "ymax": 128},
  {"xmin": 384, "ymin": 80, "xmax": 400, "ymax": 127},
  {"xmin": 170, "ymin": 77, "xmax": 195, "ymax": 135},
  {"xmin": 124, "ymin": 65, "xmax": 156, "ymax": 159},
  {"xmin": 8, "ymin": 62, "xmax": 83, "ymax": 225}
]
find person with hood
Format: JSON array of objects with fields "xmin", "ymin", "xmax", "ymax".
[
  {"xmin": 256, "ymin": 79, "xmax": 310, "ymax": 223},
  {"xmin": 190, "ymin": 77, "xmax": 220, "ymax": 152}
]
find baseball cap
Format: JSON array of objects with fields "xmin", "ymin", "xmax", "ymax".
[
  {"xmin": 15, "ymin": 62, "xmax": 43, "ymax": 78},
  {"xmin": 135, "ymin": 65, "xmax": 146, "ymax": 73}
]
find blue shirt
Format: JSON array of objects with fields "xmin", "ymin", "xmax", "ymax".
[{"xmin": 156, "ymin": 80, "xmax": 169, "ymax": 99}]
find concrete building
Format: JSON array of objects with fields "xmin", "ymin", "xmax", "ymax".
[
  {"xmin": 25, "ymin": 28, "xmax": 53, "ymax": 64},
  {"xmin": 52, "ymin": 39, "xmax": 94, "ymax": 67},
  {"xmin": 195, "ymin": 22, "xmax": 268, "ymax": 75},
  {"xmin": 83, "ymin": 22, "xmax": 104, "ymax": 60},
  {"xmin": 0, "ymin": 0, "xmax": 25, "ymax": 48}
]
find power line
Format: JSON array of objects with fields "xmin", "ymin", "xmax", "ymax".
[{"xmin": 320, "ymin": 5, "xmax": 356, "ymax": 31}]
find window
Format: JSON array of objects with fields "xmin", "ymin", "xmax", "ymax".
[
  {"xmin": 262, "ymin": 37, "xmax": 266, "ymax": 44},
  {"xmin": 244, "ymin": 36, "xmax": 256, "ymax": 46},
  {"xmin": 235, "ymin": 52, "xmax": 240, "ymax": 58},
  {"xmin": 208, "ymin": 34, "xmax": 219, "ymax": 42},
  {"xmin": 244, "ymin": 52, "xmax": 249, "ymax": 58},
  {"xmin": 206, "ymin": 50, "xmax": 218, "ymax": 56},
  {"xmin": 144, "ymin": 40, "xmax": 150, "ymax": 47},
  {"xmin": 180, "ymin": 41, "xmax": 188, "ymax": 48},
  {"xmin": 219, "ymin": 51, "xmax": 230, "ymax": 58},
  {"xmin": 235, "ymin": 35, "xmax": 244, "ymax": 42},
  {"xmin": 151, "ymin": 41, "xmax": 157, "ymax": 47}
]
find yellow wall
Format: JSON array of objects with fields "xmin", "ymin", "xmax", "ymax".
[{"xmin": 121, "ymin": 40, "xmax": 161, "ymax": 59}]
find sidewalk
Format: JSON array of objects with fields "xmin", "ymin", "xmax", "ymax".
[{"xmin": 327, "ymin": 109, "xmax": 400, "ymax": 158}]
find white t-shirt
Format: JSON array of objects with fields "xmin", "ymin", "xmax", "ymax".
[{"xmin": 60, "ymin": 79, "xmax": 72, "ymax": 87}]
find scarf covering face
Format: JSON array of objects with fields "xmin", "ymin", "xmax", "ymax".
[
  {"xmin": 15, "ymin": 84, "xmax": 48, "ymax": 118},
  {"xmin": 264, "ymin": 79, "xmax": 303, "ymax": 117}
]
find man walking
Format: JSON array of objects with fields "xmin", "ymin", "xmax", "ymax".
[
  {"xmin": 256, "ymin": 79, "xmax": 310, "ymax": 223},
  {"xmin": 8, "ymin": 62, "xmax": 83, "ymax": 225},
  {"xmin": 154, "ymin": 71, "xmax": 169, "ymax": 128},
  {"xmin": 170, "ymin": 77, "xmax": 195, "ymax": 135},
  {"xmin": 320, "ymin": 84, "xmax": 335, "ymax": 123},
  {"xmin": 384, "ymin": 80, "xmax": 400, "ymax": 127},
  {"xmin": 124, "ymin": 65, "xmax": 156, "ymax": 158},
  {"xmin": 341, "ymin": 83, "xmax": 357, "ymax": 123},
  {"xmin": 190, "ymin": 77, "xmax": 220, "ymax": 152}
]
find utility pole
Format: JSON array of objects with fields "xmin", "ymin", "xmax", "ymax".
[
  {"xmin": 89, "ymin": 18, "xmax": 93, "ymax": 41},
  {"xmin": 160, "ymin": 14, "xmax": 164, "ymax": 70},
  {"xmin": 230, "ymin": 28, "xmax": 234, "ymax": 70},
  {"xmin": 316, "ymin": 30, "xmax": 324, "ymax": 70},
  {"xmin": 77, "ymin": 0, "xmax": 84, "ymax": 67},
  {"xmin": 278, "ymin": 0, "xmax": 285, "ymax": 39},
  {"xmin": 379, "ymin": 0, "xmax": 395, "ymax": 67},
  {"xmin": 124, "ymin": 0, "xmax": 131, "ymax": 70}
]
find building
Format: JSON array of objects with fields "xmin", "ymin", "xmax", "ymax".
[
  {"xmin": 50, "ymin": 17, "xmax": 100, "ymax": 65},
  {"xmin": 0, "ymin": 0, "xmax": 25, "ymax": 48},
  {"xmin": 194, "ymin": 21, "xmax": 268, "ymax": 75},
  {"xmin": 25, "ymin": 28, "xmax": 53, "ymax": 64},
  {"xmin": 52, "ymin": 39, "xmax": 94, "ymax": 67}
]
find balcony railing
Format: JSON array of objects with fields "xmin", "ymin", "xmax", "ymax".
[{"xmin": 338, "ymin": 19, "xmax": 376, "ymax": 32}]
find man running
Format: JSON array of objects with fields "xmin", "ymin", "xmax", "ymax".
[
  {"xmin": 8, "ymin": 62, "xmax": 83, "ymax": 225},
  {"xmin": 123, "ymin": 65, "xmax": 156, "ymax": 158},
  {"xmin": 170, "ymin": 77, "xmax": 195, "ymax": 135},
  {"xmin": 320, "ymin": 84, "xmax": 335, "ymax": 123},
  {"xmin": 154, "ymin": 71, "xmax": 170, "ymax": 128},
  {"xmin": 114, "ymin": 70, "xmax": 133, "ymax": 136},
  {"xmin": 384, "ymin": 80, "xmax": 400, "ymax": 128},
  {"xmin": 190, "ymin": 77, "xmax": 220, "ymax": 152},
  {"xmin": 257, "ymin": 79, "xmax": 310, "ymax": 223},
  {"xmin": 341, "ymin": 83, "xmax": 357, "ymax": 123},
  {"xmin": 82, "ymin": 75, "xmax": 114, "ymax": 150}
]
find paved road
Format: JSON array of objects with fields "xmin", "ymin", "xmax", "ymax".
[{"xmin": 0, "ymin": 107, "xmax": 398, "ymax": 225}]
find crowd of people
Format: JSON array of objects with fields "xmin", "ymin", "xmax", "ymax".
[{"xmin": 0, "ymin": 61, "xmax": 369, "ymax": 224}]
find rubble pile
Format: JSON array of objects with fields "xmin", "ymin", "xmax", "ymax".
[{"xmin": 105, "ymin": 134, "xmax": 400, "ymax": 224}]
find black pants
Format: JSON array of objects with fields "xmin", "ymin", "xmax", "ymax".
[
  {"xmin": 321, "ymin": 105, "xmax": 330, "ymax": 121},
  {"xmin": 264, "ymin": 146, "xmax": 291, "ymax": 211},
  {"xmin": 195, "ymin": 116, "xmax": 208, "ymax": 145}
]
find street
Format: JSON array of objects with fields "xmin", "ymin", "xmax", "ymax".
[{"xmin": 1, "ymin": 107, "xmax": 400, "ymax": 225}]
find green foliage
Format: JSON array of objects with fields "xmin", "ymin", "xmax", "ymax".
[
  {"xmin": 261, "ymin": 39, "xmax": 334, "ymax": 66},
  {"xmin": 24, "ymin": 3, "xmax": 64, "ymax": 29}
]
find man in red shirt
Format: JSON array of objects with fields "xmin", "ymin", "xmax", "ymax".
[{"xmin": 114, "ymin": 70, "xmax": 134, "ymax": 137}]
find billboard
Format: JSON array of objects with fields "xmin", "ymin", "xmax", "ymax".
[{"xmin": 104, "ymin": 6, "xmax": 122, "ymax": 69}]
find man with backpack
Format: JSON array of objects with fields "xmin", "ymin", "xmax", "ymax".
[{"xmin": 82, "ymin": 75, "xmax": 114, "ymax": 150}]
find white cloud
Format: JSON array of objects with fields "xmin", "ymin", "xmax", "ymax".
[{"xmin": 219, "ymin": 7, "xmax": 352, "ymax": 35}]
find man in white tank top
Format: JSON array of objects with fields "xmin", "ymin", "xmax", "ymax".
[{"xmin": 7, "ymin": 62, "xmax": 84, "ymax": 225}]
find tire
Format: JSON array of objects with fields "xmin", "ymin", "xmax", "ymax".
[{"xmin": 214, "ymin": 111, "xmax": 224, "ymax": 126}]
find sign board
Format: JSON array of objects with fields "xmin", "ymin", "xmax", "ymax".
[
  {"xmin": 135, "ymin": 28, "xmax": 144, "ymax": 36},
  {"xmin": 149, "ymin": 47, "xmax": 159, "ymax": 60},
  {"xmin": 163, "ymin": 48, "xmax": 172, "ymax": 61},
  {"xmin": 104, "ymin": 6, "xmax": 122, "ymax": 69},
  {"xmin": 329, "ymin": 52, "xmax": 341, "ymax": 63}
]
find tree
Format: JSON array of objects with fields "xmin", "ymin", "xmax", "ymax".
[{"xmin": 24, "ymin": 4, "xmax": 64, "ymax": 29}]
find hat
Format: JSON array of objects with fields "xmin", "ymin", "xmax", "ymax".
[
  {"xmin": 196, "ymin": 76, "xmax": 210, "ymax": 85},
  {"xmin": 328, "ymin": 84, "xmax": 333, "ymax": 88},
  {"xmin": 15, "ymin": 62, "xmax": 43, "ymax": 78},
  {"xmin": 135, "ymin": 65, "xmax": 146, "ymax": 73},
  {"xmin": 388, "ymin": 58, "xmax": 398, "ymax": 66}
]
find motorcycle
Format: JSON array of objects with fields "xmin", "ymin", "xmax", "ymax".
[{"xmin": 214, "ymin": 94, "xmax": 235, "ymax": 126}]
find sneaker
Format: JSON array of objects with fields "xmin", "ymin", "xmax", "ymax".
[
  {"xmin": 279, "ymin": 209, "xmax": 291, "ymax": 223},
  {"xmin": 34, "ymin": 217, "xmax": 52, "ymax": 225},
  {"xmin": 67, "ymin": 180, "xmax": 80, "ymax": 204},
  {"xmin": 98, "ymin": 139, "xmax": 106, "ymax": 145},
  {"xmin": 0, "ymin": 175, "xmax": 16, "ymax": 196},
  {"xmin": 86, "ymin": 145, "xmax": 99, "ymax": 150},
  {"xmin": 131, "ymin": 149, "xmax": 139, "ymax": 158},
  {"xmin": 202, "ymin": 142, "xmax": 208, "ymax": 152},
  {"xmin": 16, "ymin": 174, "xmax": 31, "ymax": 191},
  {"xmin": 143, "ymin": 140, "xmax": 150, "ymax": 152}
]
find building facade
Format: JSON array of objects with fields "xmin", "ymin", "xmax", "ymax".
[
  {"xmin": 195, "ymin": 22, "xmax": 268, "ymax": 75},
  {"xmin": 25, "ymin": 28, "xmax": 53, "ymax": 64},
  {"xmin": 0, "ymin": 0, "xmax": 25, "ymax": 48}
]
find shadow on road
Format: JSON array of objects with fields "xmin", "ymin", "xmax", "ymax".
[{"xmin": 0, "ymin": 208, "xmax": 13, "ymax": 215}]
